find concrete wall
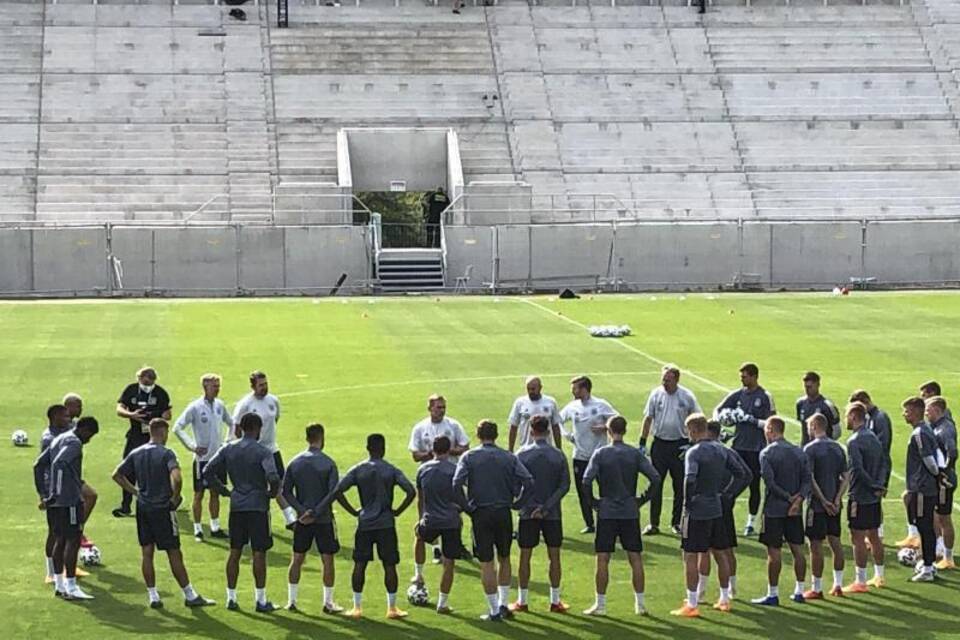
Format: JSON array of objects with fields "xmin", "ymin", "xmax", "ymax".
[
  {"xmin": 0, "ymin": 225, "xmax": 372, "ymax": 296},
  {"xmin": 345, "ymin": 128, "xmax": 450, "ymax": 192},
  {"xmin": 2, "ymin": 220, "xmax": 960, "ymax": 297}
]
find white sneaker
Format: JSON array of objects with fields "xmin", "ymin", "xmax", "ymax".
[
  {"xmin": 583, "ymin": 603, "xmax": 606, "ymax": 616},
  {"xmin": 65, "ymin": 587, "xmax": 95, "ymax": 600},
  {"xmin": 910, "ymin": 571, "xmax": 935, "ymax": 583},
  {"xmin": 635, "ymin": 604, "xmax": 648, "ymax": 616}
]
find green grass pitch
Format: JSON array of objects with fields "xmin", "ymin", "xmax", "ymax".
[{"xmin": 2, "ymin": 292, "xmax": 959, "ymax": 639}]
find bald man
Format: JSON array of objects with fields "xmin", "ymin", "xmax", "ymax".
[{"xmin": 508, "ymin": 377, "xmax": 562, "ymax": 452}]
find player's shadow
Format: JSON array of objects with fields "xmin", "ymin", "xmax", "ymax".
[{"xmin": 75, "ymin": 567, "xmax": 260, "ymax": 640}]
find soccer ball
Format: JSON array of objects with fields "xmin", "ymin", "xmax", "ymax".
[
  {"xmin": 11, "ymin": 429, "xmax": 29, "ymax": 446},
  {"xmin": 897, "ymin": 547, "xmax": 918, "ymax": 567},
  {"xmin": 80, "ymin": 546, "xmax": 102, "ymax": 567},
  {"xmin": 406, "ymin": 583, "xmax": 429, "ymax": 606}
]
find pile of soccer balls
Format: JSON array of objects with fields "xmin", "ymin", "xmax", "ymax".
[
  {"xmin": 406, "ymin": 583, "xmax": 429, "ymax": 607},
  {"xmin": 716, "ymin": 407, "xmax": 749, "ymax": 427},
  {"xmin": 588, "ymin": 325, "xmax": 631, "ymax": 338},
  {"xmin": 11, "ymin": 429, "xmax": 29, "ymax": 447},
  {"xmin": 80, "ymin": 546, "xmax": 102, "ymax": 567}
]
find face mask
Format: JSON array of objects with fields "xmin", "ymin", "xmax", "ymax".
[{"xmin": 139, "ymin": 383, "xmax": 155, "ymax": 394}]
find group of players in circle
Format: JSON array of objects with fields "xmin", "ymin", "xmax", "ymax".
[{"xmin": 32, "ymin": 363, "xmax": 957, "ymax": 620}]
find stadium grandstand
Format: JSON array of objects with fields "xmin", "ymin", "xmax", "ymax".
[{"xmin": 2, "ymin": 0, "xmax": 960, "ymax": 294}]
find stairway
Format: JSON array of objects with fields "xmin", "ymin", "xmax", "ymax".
[{"xmin": 377, "ymin": 248, "xmax": 445, "ymax": 293}]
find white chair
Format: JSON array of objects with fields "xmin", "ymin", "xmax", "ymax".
[{"xmin": 453, "ymin": 265, "xmax": 474, "ymax": 294}]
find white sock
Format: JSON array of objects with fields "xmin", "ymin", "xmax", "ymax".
[
  {"xmin": 414, "ymin": 563, "xmax": 423, "ymax": 580},
  {"xmin": 908, "ymin": 524, "xmax": 919, "ymax": 537},
  {"xmin": 255, "ymin": 587, "xmax": 266, "ymax": 605},
  {"xmin": 686, "ymin": 589, "xmax": 698, "ymax": 608},
  {"xmin": 812, "ymin": 576, "xmax": 822, "ymax": 593},
  {"xmin": 66, "ymin": 577, "xmax": 77, "ymax": 592},
  {"xmin": 697, "ymin": 573, "xmax": 708, "ymax": 596},
  {"xmin": 832, "ymin": 570, "xmax": 844, "ymax": 589},
  {"xmin": 497, "ymin": 585, "xmax": 509, "ymax": 608},
  {"xmin": 518, "ymin": 588, "xmax": 528, "ymax": 605},
  {"xmin": 767, "ymin": 584, "xmax": 779, "ymax": 598},
  {"xmin": 227, "ymin": 587, "xmax": 237, "ymax": 602},
  {"xmin": 485, "ymin": 593, "xmax": 499, "ymax": 615},
  {"xmin": 288, "ymin": 583, "xmax": 298, "ymax": 604},
  {"xmin": 182, "ymin": 584, "xmax": 197, "ymax": 600},
  {"xmin": 193, "ymin": 522, "xmax": 203, "ymax": 535},
  {"xmin": 353, "ymin": 592, "xmax": 362, "ymax": 608},
  {"xmin": 210, "ymin": 518, "xmax": 221, "ymax": 532},
  {"xmin": 729, "ymin": 574, "xmax": 737, "ymax": 594},
  {"xmin": 323, "ymin": 585, "xmax": 334, "ymax": 605},
  {"xmin": 946, "ymin": 549, "xmax": 954, "ymax": 561},
  {"xmin": 54, "ymin": 574, "xmax": 66, "ymax": 593},
  {"xmin": 878, "ymin": 524, "xmax": 884, "ymax": 538},
  {"xmin": 386, "ymin": 592, "xmax": 397, "ymax": 608},
  {"xmin": 937, "ymin": 536, "xmax": 945, "ymax": 555},
  {"xmin": 438, "ymin": 592, "xmax": 449, "ymax": 608},
  {"xmin": 595, "ymin": 593, "xmax": 607, "ymax": 608},
  {"xmin": 923, "ymin": 563, "xmax": 934, "ymax": 574},
  {"xmin": 282, "ymin": 506, "xmax": 297, "ymax": 525},
  {"xmin": 855, "ymin": 566, "xmax": 867, "ymax": 583},
  {"xmin": 45, "ymin": 557, "xmax": 55, "ymax": 578},
  {"xmin": 549, "ymin": 587, "xmax": 561, "ymax": 605},
  {"xmin": 719, "ymin": 586, "xmax": 730, "ymax": 603},
  {"xmin": 874, "ymin": 564, "xmax": 885, "ymax": 579},
  {"xmin": 147, "ymin": 587, "xmax": 160, "ymax": 603},
  {"xmin": 746, "ymin": 514, "xmax": 756, "ymax": 528},
  {"xmin": 634, "ymin": 591, "xmax": 645, "ymax": 610},
  {"xmin": 795, "ymin": 581, "xmax": 805, "ymax": 595}
]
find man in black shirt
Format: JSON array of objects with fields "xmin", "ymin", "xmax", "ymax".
[
  {"xmin": 423, "ymin": 187, "xmax": 450, "ymax": 248},
  {"xmin": 114, "ymin": 367, "xmax": 172, "ymax": 518}
]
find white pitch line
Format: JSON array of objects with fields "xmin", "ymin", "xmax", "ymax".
[
  {"xmin": 276, "ymin": 370, "xmax": 658, "ymax": 400},
  {"xmin": 517, "ymin": 297, "xmax": 960, "ymax": 511}
]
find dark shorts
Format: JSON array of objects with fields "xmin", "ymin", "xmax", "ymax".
[
  {"xmin": 759, "ymin": 515, "xmax": 804, "ymax": 548},
  {"xmin": 907, "ymin": 492, "xmax": 936, "ymax": 525},
  {"xmin": 470, "ymin": 507, "xmax": 513, "ymax": 562},
  {"xmin": 937, "ymin": 485, "xmax": 955, "ymax": 516},
  {"xmin": 192, "ymin": 460, "xmax": 226, "ymax": 493},
  {"xmin": 272, "ymin": 452, "xmax": 285, "ymax": 478},
  {"xmin": 518, "ymin": 518, "xmax": 563, "ymax": 549},
  {"xmin": 48, "ymin": 504, "xmax": 84, "ymax": 540},
  {"xmin": 229, "ymin": 510, "xmax": 273, "ymax": 552},
  {"xmin": 293, "ymin": 521, "xmax": 340, "ymax": 555},
  {"xmin": 416, "ymin": 523, "xmax": 464, "ymax": 560},
  {"xmin": 681, "ymin": 516, "xmax": 730, "ymax": 553},
  {"xmin": 353, "ymin": 527, "xmax": 399, "ymax": 565},
  {"xmin": 137, "ymin": 508, "xmax": 181, "ymax": 551},
  {"xmin": 847, "ymin": 500, "xmax": 882, "ymax": 531},
  {"xmin": 721, "ymin": 500, "xmax": 738, "ymax": 548},
  {"xmin": 595, "ymin": 518, "xmax": 643, "ymax": 554},
  {"xmin": 805, "ymin": 509, "xmax": 842, "ymax": 541}
]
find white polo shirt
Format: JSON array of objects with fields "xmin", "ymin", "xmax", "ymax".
[
  {"xmin": 643, "ymin": 385, "xmax": 701, "ymax": 441},
  {"xmin": 174, "ymin": 396, "xmax": 233, "ymax": 462},
  {"xmin": 559, "ymin": 396, "xmax": 618, "ymax": 461},
  {"xmin": 507, "ymin": 394, "xmax": 562, "ymax": 448},
  {"xmin": 409, "ymin": 416, "xmax": 470, "ymax": 464},
  {"xmin": 233, "ymin": 392, "xmax": 281, "ymax": 453}
]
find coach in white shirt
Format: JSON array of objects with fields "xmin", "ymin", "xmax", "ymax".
[
  {"xmin": 559, "ymin": 375, "xmax": 618, "ymax": 534},
  {"xmin": 409, "ymin": 393, "xmax": 470, "ymax": 582},
  {"xmin": 174, "ymin": 373, "xmax": 233, "ymax": 540},
  {"xmin": 639, "ymin": 364, "xmax": 701, "ymax": 535},
  {"xmin": 233, "ymin": 370, "xmax": 297, "ymax": 526},
  {"xmin": 507, "ymin": 376, "xmax": 563, "ymax": 452}
]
